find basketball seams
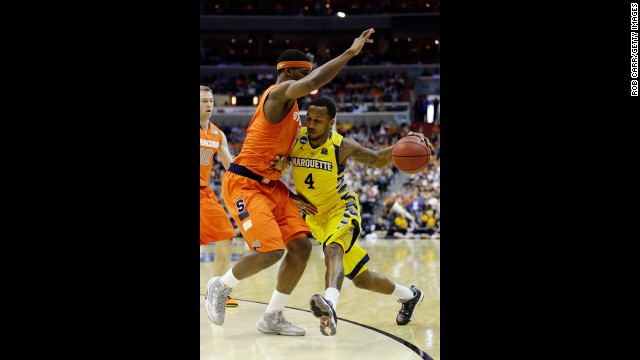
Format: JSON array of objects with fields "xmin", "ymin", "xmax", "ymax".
[{"xmin": 391, "ymin": 137, "xmax": 431, "ymax": 173}]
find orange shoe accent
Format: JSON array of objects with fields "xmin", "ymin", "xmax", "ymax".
[{"xmin": 225, "ymin": 297, "xmax": 239, "ymax": 307}]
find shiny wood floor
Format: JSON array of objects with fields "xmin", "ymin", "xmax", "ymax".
[{"xmin": 200, "ymin": 237, "xmax": 440, "ymax": 360}]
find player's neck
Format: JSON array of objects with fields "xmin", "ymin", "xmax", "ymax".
[
  {"xmin": 200, "ymin": 119, "xmax": 210, "ymax": 131},
  {"xmin": 309, "ymin": 136, "xmax": 327, "ymax": 149}
]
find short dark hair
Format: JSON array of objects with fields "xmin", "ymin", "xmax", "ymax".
[
  {"xmin": 308, "ymin": 97, "xmax": 337, "ymax": 120},
  {"xmin": 277, "ymin": 49, "xmax": 311, "ymax": 74}
]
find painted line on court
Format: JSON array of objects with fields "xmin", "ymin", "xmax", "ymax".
[{"xmin": 208, "ymin": 297, "xmax": 434, "ymax": 360}]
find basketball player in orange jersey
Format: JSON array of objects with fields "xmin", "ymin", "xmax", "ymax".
[
  {"xmin": 271, "ymin": 97, "xmax": 434, "ymax": 336},
  {"xmin": 205, "ymin": 28, "xmax": 377, "ymax": 336},
  {"xmin": 200, "ymin": 86, "xmax": 238, "ymax": 308}
]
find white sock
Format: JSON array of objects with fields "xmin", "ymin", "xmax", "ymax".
[
  {"xmin": 324, "ymin": 287, "xmax": 340, "ymax": 311},
  {"xmin": 392, "ymin": 283, "xmax": 415, "ymax": 301},
  {"xmin": 219, "ymin": 269, "xmax": 240, "ymax": 288},
  {"xmin": 265, "ymin": 290, "xmax": 290, "ymax": 313}
]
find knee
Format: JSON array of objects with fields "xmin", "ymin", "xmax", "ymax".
[
  {"xmin": 352, "ymin": 274, "xmax": 370, "ymax": 289},
  {"xmin": 262, "ymin": 249, "xmax": 285, "ymax": 267},
  {"xmin": 324, "ymin": 243, "xmax": 344, "ymax": 259},
  {"xmin": 299, "ymin": 237, "xmax": 312, "ymax": 257},
  {"xmin": 288, "ymin": 237, "xmax": 312, "ymax": 260},
  {"xmin": 216, "ymin": 239, "xmax": 233, "ymax": 253}
]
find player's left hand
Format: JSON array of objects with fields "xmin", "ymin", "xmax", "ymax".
[
  {"xmin": 407, "ymin": 131, "xmax": 435, "ymax": 155},
  {"xmin": 291, "ymin": 193, "xmax": 318, "ymax": 215},
  {"xmin": 269, "ymin": 155, "xmax": 290, "ymax": 173}
]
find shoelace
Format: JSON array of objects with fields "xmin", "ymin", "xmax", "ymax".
[
  {"xmin": 399, "ymin": 304, "xmax": 414, "ymax": 316},
  {"xmin": 215, "ymin": 286, "xmax": 231, "ymax": 313},
  {"xmin": 397, "ymin": 297, "xmax": 417, "ymax": 316},
  {"xmin": 274, "ymin": 312, "xmax": 295, "ymax": 328}
]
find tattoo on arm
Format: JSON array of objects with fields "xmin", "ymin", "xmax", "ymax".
[{"xmin": 340, "ymin": 137, "xmax": 394, "ymax": 168}]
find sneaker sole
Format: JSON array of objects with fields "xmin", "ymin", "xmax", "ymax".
[
  {"xmin": 256, "ymin": 321, "xmax": 277, "ymax": 335},
  {"xmin": 256, "ymin": 320, "xmax": 306, "ymax": 336},
  {"xmin": 310, "ymin": 295, "xmax": 337, "ymax": 336}
]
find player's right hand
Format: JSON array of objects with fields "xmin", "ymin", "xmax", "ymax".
[
  {"xmin": 349, "ymin": 28, "xmax": 375, "ymax": 55},
  {"xmin": 269, "ymin": 155, "xmax": 290, "ymax": 173},
  {"xmin": 406, "ymin": 131, "xmax": 436, "ymax": 155}
]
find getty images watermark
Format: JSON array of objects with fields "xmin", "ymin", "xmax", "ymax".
[{"xmin": 632, "ymin": 3, "xmax": 638, "ymax": 96}]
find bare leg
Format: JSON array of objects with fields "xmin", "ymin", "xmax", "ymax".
[
  {"xmin": 352, "ymin": 269, "xmax": 396, "ymax": 294},
  {"xmin": 324, "ymin": 243, "xmax": 345, "ymax": 291},
  {"xmin": 212, "ymin": 238, "xmax": 233, "ymax": 277},
  {"xmin": 231, "ymin": 249, "xmax": 285, "ymax": 280},
  {"xmin": 275, "ymin": 236, "xmax": 312, "ymax": 294},
  {"xmin": 310, "ymin": 241, "xmax": 342, "ymax": 336}
]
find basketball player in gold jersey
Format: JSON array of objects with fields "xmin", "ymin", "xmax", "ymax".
[{"xmin": 272, "ymin": 96, "xmax": 435, "ymax": 336}]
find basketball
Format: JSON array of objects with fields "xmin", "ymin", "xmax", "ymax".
[{"xmin": 392, "ymin": 135, "xmax": 431, "ymax": 174}]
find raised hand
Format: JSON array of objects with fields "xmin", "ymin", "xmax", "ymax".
[{"xmin": 349, "ymin": 28, "xmax": 375, "ymax": 55}]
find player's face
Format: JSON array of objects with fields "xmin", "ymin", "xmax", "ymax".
[
  {"xmin": 287, "ymin": 67, "xmax": 312, "ymax": 81},
  {"xmin": 200, "ymin": 91, "xmax": 214, "ymax": 119},
  {"xmin": 305, "ymin": 105, "xmax": 334, "ymax": 142}
]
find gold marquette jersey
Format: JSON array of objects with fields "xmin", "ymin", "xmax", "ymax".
[{"xmin": 290, "ymin": 128, "xmax": 349, "ymax": 214}]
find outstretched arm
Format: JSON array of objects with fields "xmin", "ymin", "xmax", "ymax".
[
  {"xmin": 339, "ymin": 132, "xmax": 435, "ymax": 168},
  {"xmin": 339, "ymin": 137, "xmax": 394, "ymax": 168},
  {"xmin": 269, "ymin": 28, "xmax": 375, "ymax": 102}
]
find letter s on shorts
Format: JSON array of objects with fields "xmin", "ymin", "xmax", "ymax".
[{"xmin": 235, "ymin": 198, "xmax": 246, "ymax": 213}]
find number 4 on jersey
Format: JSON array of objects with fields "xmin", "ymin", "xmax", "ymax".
[{"xmin": 304, "ymin": 173, "xmax": 315, "ymax": 189}]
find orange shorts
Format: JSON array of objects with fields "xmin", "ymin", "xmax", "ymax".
[
  {"xmin": 200, "ymin": 186, "xmax": 236, "ymax": 245},
  {"xmin": 221, "ymin": 171, "xmax": 310, "ymax": 252}
]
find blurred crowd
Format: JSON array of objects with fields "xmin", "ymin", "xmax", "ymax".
[
  {"xmin": 201, "ymin": 70, "xmax": 440, "ymax": 111},
  {"xmin": 374, "ymin": 161, "xmax": 440, "ymax": 240},
  {"xmin": 200, "ymin": 40, "xmax": 440, "ymax": 67},
  {"xmin": 200, "ymin": 0, "xmax": 440, "ymax": 16}
]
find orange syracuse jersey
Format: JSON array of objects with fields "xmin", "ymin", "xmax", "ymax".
[
  {"xmin": 200, "ymin": 123, "xmax": 224, "ymax": 187},
  {"xmin": 233, "ymin": 84, "xmax": 302, "ymax": 181}
]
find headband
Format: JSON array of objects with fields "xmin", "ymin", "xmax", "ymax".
[{"xmin": 276, "ymin": 61, "xmax": 313, "ymax": 70}]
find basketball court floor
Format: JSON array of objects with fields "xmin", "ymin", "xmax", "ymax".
[{"xmin": 200, "ymin": 237, "xmax": 440, "ymax": 360}]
